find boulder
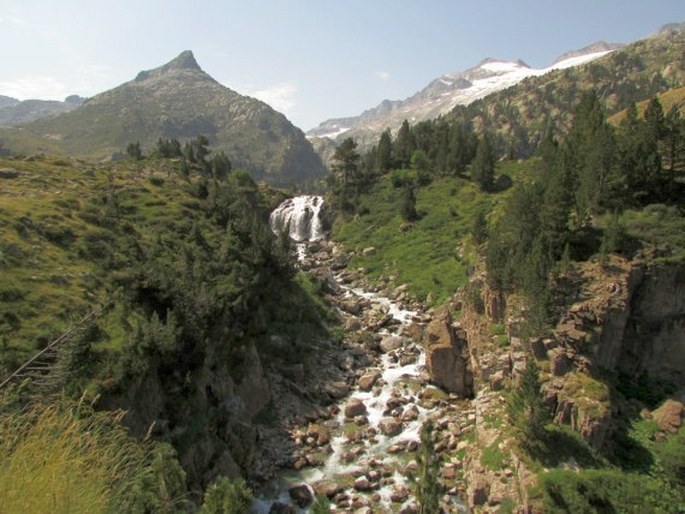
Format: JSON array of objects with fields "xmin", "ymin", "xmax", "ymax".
[
  {"xmin": 379, "ymin": 417, "xmax": 403, "ymax": 436},
  {"xmin": 313, "ymin": 480, "xmax": 343, "ymax": 499},
  {"xmin": 325, "ymin": 380, "xmax": 350, "ymax": 399},
  {"xmin": 380, "ymin": 335, "xmax": 403, "ymax": 353},
  {"xmin": 288, "ymin": 484, "xmax": 313, "ymax": 508},
  {"xmin": 423, "ymin": 307, "xmax": 472, "ymax": 395},
  {"xmin": 354, "ymin": 475, "xmax": 371, "ymax": 491},
  {"xmin": 358, "ymin": 370, "xmax": 382, "ymax": 391},
  {"xmin": 652, "ymin": 399, "xmax": 684, "ymax": 433},
  {"xmin": 269, "ymin": 502, "xmax": 297, "ymax": 513},
  {"xmin": 345, "ymin": 398, "xmax": 367, "ymax": 418}
]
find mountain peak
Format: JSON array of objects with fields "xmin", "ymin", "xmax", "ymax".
[{"xmin": 135, "ymin": 50, "xmax": 203, "ymax": 82}]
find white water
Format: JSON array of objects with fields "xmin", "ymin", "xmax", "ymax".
[
  {"xmin": 257, "ymin": 196, "xmax": 462, "ymax": 512},
  {"xmin": 270, "ymin": 195, "xmax": 326, "ymax": 242}
]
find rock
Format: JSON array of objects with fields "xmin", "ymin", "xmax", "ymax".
[
  {"xmin": 390, "ymin": 485, "xmax": 410, "ymax": 502},
  {"xmin": 550, "ymin": 349, "xmax": 571, "ymax": 376},
  {"xmin": 313, "ymin": 480, "xmax": 342, "ymax": 499},
  {"xmin": 345, "ymin": 398, "xmax": 367, "ymax": 418},
  {"xmin": 423, "ymin": 307, "xmax": 472, "ymax": 395},
  {"xmin": 0, "ymin": 168, "xmax": 20, "ymax": 179},
  {"xmin": 341, "ymin": 298, "xmax": 363, "ymax": 315},
  {"xmin": 288, "ymin": 484, "xmax": 313, "ymax": 508},
  {"xmin": 379, "ymin": 417, "xmax": 403, "ymax": 436},
  {"xmin": 362, "ymin": 247, "xmax": 376, "ymax": 257},
  {"xmin": 401, "ymin": 405, "xmax": 420, "ymax": 422},
  {"xmin": 380, "ymin": 335, "xmax": 403, "ymax": 353},
  {"xmin": 358, "ymin": 370, "xmax": 382, "ymax": 391},
  {"xmin": 269, "ymin": 502, "xmax": 297, "ymax": 513},
  {"xmin": 354, "ymin": 475, "xmax": 371, "ymax": 491},
  {"xmin": 325, "ymin": 381, "xmax": 350, "ymax": 399},
  {"xmin": 652, "ymin": 399, "xmax": 684, "ymax": 433},
  {"xmin": 468, "ymin": 476, "xmax": 489, "ymax": 506},
  {"xmin": 345, "ymin": 317, "xmax": 362, "ymax": 331}
]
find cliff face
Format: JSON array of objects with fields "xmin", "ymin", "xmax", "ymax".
[
  {"xmin": 107, "ymin": 341, "xmax": 272, "ymax": 488},
  {"xmin": 451, "ymin": 255, "xmax": 685, "ymax": 511},
  {"xmin": 613, "ymin": 263, "xmax": 685, "ymax": 386}
]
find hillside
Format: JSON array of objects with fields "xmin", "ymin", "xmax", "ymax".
[
  {"xmin": 0, "ymin": 95, "xmax": 84, "ymax": 127},
  {"xmin": 0, "ymin": 153, "xmax": 346, "ymax": 502},
  {"xmin": 307, "ymin": 42, "xmax": 620, "ymax": 150},
  {"xmin": 0, "ymin": 51, "xmax": 326, "ymax": 186},
  {"xmin": 442, "ymin": 26, "xmax": 685, "ymax": 157}
]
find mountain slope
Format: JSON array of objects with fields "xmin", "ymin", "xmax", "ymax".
[
  {"xmin": 442, "ymin": 25, "xmax": 684, "ymax": 157},
  {"xmin": 307, "ymin": 42, "xmax": 621, "ymax": 149},
  {"xmin": 0, "ymin": 95, "xmax": 84, "ymax": 127},
  {"xmin": 0, "ymin": 51, "xmax": 326, "ymax": 185}
]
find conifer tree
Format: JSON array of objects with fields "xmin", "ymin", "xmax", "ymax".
[
  {"xmin": 416, "ymin": 420, "xmax": 441, "ymax": 514},
  {"xmin": 508, "ymin": 357, "xmax": 549, "ymax": 447},
  {"xmin": 471, "ymin": 132, "xmax": 495, "ymax": 191},
  {"xmin": 376, "ymin": 128, "xmax": 393, "ymax": 172},
  {"xmin": 395, "ymin": 120, "xmax": 416, "ymax": 169}
]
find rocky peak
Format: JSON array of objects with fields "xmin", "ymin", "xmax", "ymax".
[
  {"xmin": 135, "ymin": 50, "xmax": 204, "ymax": 82},
  {"xmin": 552, "ymin": 41, "xmax": 624, "ymax": 65}
]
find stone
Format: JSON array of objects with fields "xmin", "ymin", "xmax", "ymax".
[
  {"xmin": 550, "ymin": 349, "xmax": 571, "ymax": 376},
  {"xmin": 354, "ymin": 475, "xmax": 371, "ymax": 491},
  {"xmin": 423, "ymin": 307, "xmax": 472, "ymax": 395},
  {"xmin": 269, "ymin": 502, "xmax": 297, "ymax": 513},
  {"xmin": 390, "ymin": 485, "xmax": 410, "ymax": 502},
  {"xmin": 468, "ymin": 476, "xmax": 489, "ymax": 506},
  {"xmin": 341, "ymin": 298, "xmax": 363, "ymax": 315},
  {"xmin": 652, "ymin": 399, "xmax": 684, "ymax": 433},
  {"xmin": 380, "ymin": 335, "xmax": 404, "ymax": 353},
  {"xmin": 313, "ymin": 480, "xmax": 343, "ymax": 499},
  {"xmin": 0, "ymin": 168, "xmax": 20, "ymax": 179},
  {"xmin": 379, "ymin": 417, "xmax": 403, "ymax": 436},
  {"xmin": 358, "ymin": 370, "xmax": 382, "ymax": 391},
  {"xmin": 325, "ymin": 381, "xmax": 350, "ymax": 399},
  {"xmin": 362, "ymin": 247, "xmax": 376, "ymax": 257},
  {"xmin": 288, "ymin": 484, "xmax": 313, "ymax": 508},
  {"xmin": 345, "ymin": 398, "xmax": 367, "ymax": 418}
]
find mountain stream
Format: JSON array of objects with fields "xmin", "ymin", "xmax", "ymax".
[{"xmin": 254, "ymin": 196, "xmax": 466, "ymax": 513}]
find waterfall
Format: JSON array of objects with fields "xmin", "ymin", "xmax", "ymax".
[{"xmin": 269, "ymin": 195, "xmax": 325, "ymax": 242}]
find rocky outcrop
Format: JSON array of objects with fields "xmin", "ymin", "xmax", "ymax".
[{"xmin": 423, "ymin": 307, "xmax": 473, "ymax": 396}]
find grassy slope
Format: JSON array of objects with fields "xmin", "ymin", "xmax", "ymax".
[
  {"xmin": 0, "ymin": 156, "xmax": 235, "ymax": 364},
  {"xmin": 332, "ymin": 161, "xmax": 532, "ymax": 305}
]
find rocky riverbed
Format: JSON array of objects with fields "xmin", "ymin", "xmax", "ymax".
[{"xmin": 252, "ymin": 238, "xmax": 474, "ymax": 513}]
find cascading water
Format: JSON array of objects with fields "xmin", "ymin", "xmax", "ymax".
[
  {"xmin": 270, "ymin": 195, "xmax": 326, "ymax": 242},
  {"xmin": 257, "ymin": 197, "xmax": 466, "ymax": 513}
]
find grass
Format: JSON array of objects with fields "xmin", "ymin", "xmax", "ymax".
[
  {"xmin": 480, "ymin": 437, "xmax": 507, "ymax": 471},
  {"xmin": 332, "ymin": 161, "xmax": 535, "ymax": 305},
  {"xmin": 0, "ymin": 156, "xmax": 233, "ymax": 366},
  {"xmin": 0, "ymin": 395, "xmax": 150, "ymax": 514}
]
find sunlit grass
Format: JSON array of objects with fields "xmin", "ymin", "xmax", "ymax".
[{"xmin": 0, "ymin": 395, "xmax": 149, "ymax": 514}]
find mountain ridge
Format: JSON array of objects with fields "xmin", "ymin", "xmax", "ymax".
[
  {"xmin": 307, "ymin": 41, "xmax": 621, "ymax": 148},
  {"xmin": 0, "ymin": 51, "xmax": 326, "ymax": 186}
]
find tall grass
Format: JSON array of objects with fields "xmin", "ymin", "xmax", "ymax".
[{"xmin": 0, "ymin": 395, "xmax": 149, "ymax": 514}]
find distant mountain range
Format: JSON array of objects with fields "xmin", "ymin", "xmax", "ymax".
[
  {"xmin": 0, "ymin": 95, "xmax": 85, "ymax": 127},
  {"xmin": 0, "ymin": 51, "xmax": 326, "ymax": 186},
  {"xmin": 307, "ymin": 42, "xmax": 623, "ymax": 149}
]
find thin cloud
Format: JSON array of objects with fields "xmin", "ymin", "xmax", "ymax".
[
  {"xmin": 0, "ymin": 76, "xmax": 70, "ymax": 101},
  {"xmin": 10, "ymin": 15, "xmax": 28, "ymax": 26},
  {"xmin": 375, "ymin": 71, "xmax": 391, "ymax": 80},
  {"xmin": 250, "ymin": 80, "xmax": 297, "ymax": 114}
]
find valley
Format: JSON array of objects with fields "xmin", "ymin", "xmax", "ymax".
[{"xmin": 0, "ymin": 16, "xmax": 684, "ymax": 514}]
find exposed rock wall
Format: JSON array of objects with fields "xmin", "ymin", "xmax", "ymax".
[{"xmin": 423, "ymin": 307, "xmax": 473, "ymax": 396}]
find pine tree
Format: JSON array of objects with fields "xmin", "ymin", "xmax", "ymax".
[
  {"xmin": 471, "ymin": 132, "xmax": 495, "ymax": 191},
  {"xmin": 416, "ymin": 420, "xmax": 441, "ymax": 514},
  {"xmin": 395, "ymin": 120, "xmax": 416, "ymax": 169},
  {"xmin": 401, "ymin": 183, "xmax": 418, "ymax": 222},
  {"xmin": 376, "ymin": 128, "xmax": 393, "ymax": 172},
  {"xmin": 508, "ymin": 357, "xmax": 549, "ymax": 447}
]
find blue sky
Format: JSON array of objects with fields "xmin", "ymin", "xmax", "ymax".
[{"xmin": 0, "ymin": 0, "xmax": 682, "ymax": 130}]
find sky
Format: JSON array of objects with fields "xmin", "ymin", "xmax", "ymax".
[{"xmin": 0, "ymin": 1, "xmax": 683, "ymax": 131}]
